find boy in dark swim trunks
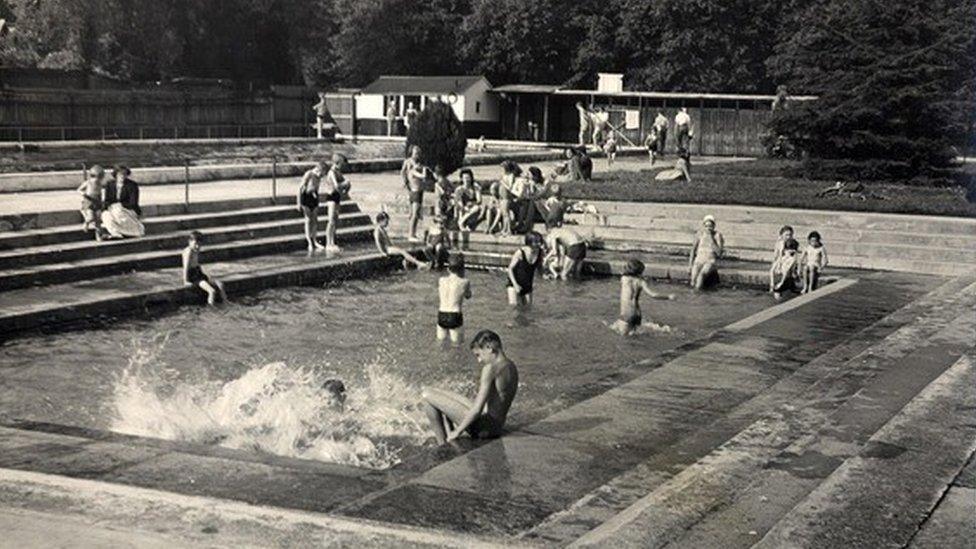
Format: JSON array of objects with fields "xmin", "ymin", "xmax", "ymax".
[
  {"xmin": 181, "ymin": 231, "xmax": 227, "ymax": 306},
  {"xmin": 422, "ymin": 330, "xmax": 519, "ymax": 443},
  {"xmin": 437, "ymin": 255, "xmax": 472, "ymax": 345},
  {"xmin": 545, "ymin": 226, "xmax": 588, "ymax": 280},
  {"xmin": 611, "ymin": 258, "xmax": 672, "ymax": 336},
  {"xmin": 506, "ymin": 231, "xmax": 545, "ymax": 306}
]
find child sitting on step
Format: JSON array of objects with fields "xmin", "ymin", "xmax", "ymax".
[
  {"xmin": 800, "ymin": 231, "xmax": 828, "ymax": 294},
  {"xmin": 182, "ymin": 231, "xmax": 227, "ymax": 306},
  {"xmin": 373, "ymin": 211, "xmax": 429, "ymax": 270},
  {"xmin": 769, "ymin": 237, "xmax": 800, "ymax": 299}
]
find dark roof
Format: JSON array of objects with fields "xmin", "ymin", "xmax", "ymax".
[
  {"xmin": 361, "ymin": 75, "xmax": 488, "ymax": 95},
  {"xmin": 491, "ymin": 84, "xmax": 562, "ymax": 94}
]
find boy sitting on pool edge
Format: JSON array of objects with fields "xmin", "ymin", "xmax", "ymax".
[{"xmin": 422, "ymin": 330, "xmax": 519, "ymax": 444}]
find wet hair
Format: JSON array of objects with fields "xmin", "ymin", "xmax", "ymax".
[
  {"xmin": 189, "ymin": 230, "xmax": 202, "ymax": 242},
  {"xmin": 528, "ymin": 166, "xmax": 543, "ymax": 183},
  {"xmin": 375, "ymin": 211, "xmax": 389, "ymax": 224},
  {"xmin": 784, "ymin": 238, "xmax": 800, "ymax": 251},
  {"xmin": 322, "ymin": 379, "xmax": 345, "ymax": 395},
  {"xmin": 807, "ymin": 231, "xmax": 822, "ymax": 242},
  {"xmin": 624, "ymin": 258, "xmax": 645, "ymax": 276},
  {"xmin": 459, "ymin": 168, "xmax": 474, "ymax": 182},
  {"xmin": 524, "ymin": 231, "xmax": 544, "ymax": 247},
  {"xmin": 470, "ymin": 329, "xmax": 503, "ymax": 352},
  {"xmin": 779, "ymin": 225, "xmax": 794, "ymax": 236},
  {"xmin": 501, "ymin": 160, "xmax": 521, "ymax": 175},
  {"xmin": 447, "ymin": 254, "xmax": 465, "ymax": 276}
]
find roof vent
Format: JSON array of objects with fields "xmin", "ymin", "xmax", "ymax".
[{"xmin": 597, "ymin": 73, "xmax": 623, "ymax": 93}]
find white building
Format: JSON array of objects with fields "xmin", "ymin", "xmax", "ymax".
[{"xmin": 354, "ymin": 75, "xmax": 499, "ymax": 137}]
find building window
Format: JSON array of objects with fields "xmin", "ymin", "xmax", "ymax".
[{"xmin": 476, "ymin": 101, "xmax": 481, "ymax": 114}]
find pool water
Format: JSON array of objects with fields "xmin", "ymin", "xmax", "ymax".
[{"xmin": 0, "ymin": 270, "xmax": 770, "ymax": 469}]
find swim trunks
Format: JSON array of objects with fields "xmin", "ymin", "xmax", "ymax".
[
  {"xmin": 466, "ymin": 414, "xmax": 502, "ymax": 439},
  {"xmin": 437, "ymin": 311, "xmax": 463, "ymax": 330},
  {"xmin": 409, "ymin": 190, "xmax": 424, "ymax": 204},
  {"xmin": 566, "ymin": 242, "xmax": 587, "ymax": 261},
  {"xmin": 621, "ymin": 312, "xmax": 642, "ymax": 329},
  {"xmin": 186, "ymin": 265, "xmax": 207, "ymax": 284},
  {"xmin": 299, "ymin": 190, "xmax": 319, "ymax": 209},
  {"xmin": 322, "ymin": 190, "xmax": 342, "ymax": 204}
]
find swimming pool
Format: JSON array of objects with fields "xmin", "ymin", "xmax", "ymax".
[{"xmin": 0, "ymin": 270, "xmax": 771, "ymax": 469}]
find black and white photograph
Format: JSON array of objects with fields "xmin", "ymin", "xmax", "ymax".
[{"xmin": 0, "ymin": 0, "xmax": 973, "ymax": 546}]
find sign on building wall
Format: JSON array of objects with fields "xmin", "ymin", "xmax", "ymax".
[{"xmin": 625, "ymin": 109, "xmax": 641, "ymax": 130}]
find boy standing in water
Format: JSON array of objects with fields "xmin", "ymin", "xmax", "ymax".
[
  {"xmin": 612, "ymin": 259, "xmax": 673, "ymax": 336},
  {"xmin": 182, "ymin": 231, "xmax": 227, "ymax": 306},
  {"xmin": 422, "ymin": 330, "xmax": 519, "ymax": 443},
  {"xmin": 689, "ymin": 215, "xmax": 725, "ymax": 290},
  {"xmin": 437, "ymin": 255, "xmax": 472, "ymax": 345}
]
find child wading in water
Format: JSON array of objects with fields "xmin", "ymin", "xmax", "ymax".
[
  {"xmin": 372, "ymin": 212, "xmax": 429, "ymax": 269},
  {"xmin": 801, "ymin": 231, "xmax": 828, "ymax": 293},
  {"xmin": 422, "ymin": 330, "xmax": 519, "ymax": 443},
  {"xmin": 182, "ymin": 231, "xmax": 227, "ymax": 305},
  {"xmin": 78, "ymin": 165, "xmax": 107, "ymax": 240},
  {"xmin": 769, "ymin": 237, "xmax": 800, "ymax": 299},
  {"xmin": 437, "ymin": 255, "xmax": 472, "ymax": 345},
  {"xmin": 506, "ymin": 231, "xmax": 545, "ymax": 307},
  {"xmin": 689, "ymin": 215, "xmax": 725, "ymax": 290},
  {"xmin": 611, "ymin": 259, "xmax": 673, "ymax": 336}
]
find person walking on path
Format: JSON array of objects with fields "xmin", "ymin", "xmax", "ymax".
[
  {"xmin": 312, "ymin": 93, "xmax": 330, "ymax": 140},
  {"xmin": 675, "ymin": 107, "xmax": 693, "ymax": 151}
]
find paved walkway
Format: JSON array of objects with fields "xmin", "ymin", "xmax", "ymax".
[{"xmin": 0, "ymin": 156, "xmax": 739, "ymax": 217}]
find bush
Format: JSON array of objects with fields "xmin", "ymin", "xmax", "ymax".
[{"xmin": 404, "ymin": 100, "xmax": 466, "ymax": 174}]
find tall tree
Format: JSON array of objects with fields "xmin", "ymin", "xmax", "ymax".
[{"xmin": 767, "ymin": 0, "xmax": 976, "ymax": 174}]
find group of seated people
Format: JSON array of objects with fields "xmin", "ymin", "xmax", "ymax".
[{"xmin": 77, "ymin": 164, "xmax": 144, "ymax": 240}]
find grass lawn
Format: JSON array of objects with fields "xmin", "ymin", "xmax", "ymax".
[{"xmin": 562, "ymin": 158, "xmax": 976, "ymax": 218}]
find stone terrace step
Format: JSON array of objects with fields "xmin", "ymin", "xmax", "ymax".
[
  {"xmin": 0, "ymin": 208, "xmax": 368, "ymax": 269},
  {"xmin": 335, "ymin": 271, "xmax": 943, "ymax": 536},
  {"xmin": 536, "ymin": 275, "xmax": 975, "ymax": 547},
  {"xmin": 0, "ymin": 200, "xmax": 358, "ymax": 251},
  {"xmin": 0, "ymin": 223, "xmax": 373, "ymax": 291}
]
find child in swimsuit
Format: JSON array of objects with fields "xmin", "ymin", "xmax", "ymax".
[
  {"xmin": 769, "ymin": 237, "xmax": 801, "ymax": 299},
  {"xmin": 483, "ymin": 180, "xmax": 502, "ymax": 234},
  {"xmin": 297, "ymin": 161, "xmax": 326, "ymax": 256},
  {"xmin": 506, "ymin": 231, "xmax": 545, "ymax": 306},
  {"xmin": 645, "ymin": 126, "xmax": 660, "ymax": 166},
  {"xmin": 454, "ymin": 169, "xmax": 483, "ymax": 231},
  {"xmin": 78, "ymin": 165, "xmax": 107, "ymax": 241},
  {"xmin": 373, "ymin": 212, "xmax": 429, "ymax": 270},
  {"xmin": 322, "ymin": 153, "xmax": 351, "ymax": 255},
  {"xmin": 402, "ymin": 145, "xmax": 429, "ymax": 242},
  {"xmin": 497, "ymin": 160, "xmax": 520, "ymax": 236},
  {"xmin": 801, "ymin": 231, "xmax": 828, "ymax": 294},
  {"xmin": 689, "ymin": 215, "xmax": 725, "ymax": 290},
  {"xmin": 437, "ymin": 255, "xmax": 472, "ymax": 345},
  {"xmin": 612, "ymin": 259, "xmax": 673, "ymax": 336},
  {"xmin": 422, "ymin": 330, "xmax": 519, "ymax": 443},
  {"xmin": 424, "ymin": 218, "xmax": 451, "ymax": 269},
  {"xmin": 545, "ymin": 226, "xmax": 588, "ymax": 280},
  {"xmin": 182, "ymin": 231, "xmax": 227, "ymax": 306},
  {"xmin": 772, "ymin": 225, "xmax": 795, "ymax": 263}
]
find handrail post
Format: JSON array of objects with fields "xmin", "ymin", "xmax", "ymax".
[
  {"xmin": 184, "ymin": 158, "xmax": 190, "ymax": 207},
  {"xmin": 271, "ymin": 155, "xmax": 278, "ymax": 202}
]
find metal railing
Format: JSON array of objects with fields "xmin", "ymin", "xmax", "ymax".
[{"xmin": 0, "ymin": 124, "xmax": 320, "ymax": 142}]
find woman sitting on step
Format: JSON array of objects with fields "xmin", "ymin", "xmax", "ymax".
[{"xmin": 101, "ymin": 166, "xmax": 145, "ymax": 238}]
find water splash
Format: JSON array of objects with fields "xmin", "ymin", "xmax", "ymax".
[{"xmin": 109, "ymin": 343, "xmax": 431, "ymax": 469}]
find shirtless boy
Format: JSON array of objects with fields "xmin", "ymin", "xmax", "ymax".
[
  {"xmin": 437, "ymin": 255, "xmax": 472, "ymax": 344},
  {"xmin": 422, "ymin": 330, "xmax": 519, "ymax": 443},
  {"xmin": 402, "ymin": 145, "xmax": 429, "ymax": 242},
  {"xmin": 182, "ymin": 231, "xmax": 227, "ymax": 306},
  {"xmin": 689, "ymin": 215, "xmax": 725, "ymax": 290},
  {"xmin": 373, "ymin": 212, "xmax": 429, "ymax": 269},
  {"xmin": 78, "ymin": 165, "xmax": 107, "ymax": 240},
  {"xmin": 545, "ymin": 226, "xmax": 587, "ymax": 280},
  {"xmin": 612, "ymin": 259, "xmax": 673, "ymax": 336}
]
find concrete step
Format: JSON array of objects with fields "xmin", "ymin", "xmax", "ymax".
[
  {"xmin": 0, "ymin": 244, "xmax": 410, "ymax": 337},
  {"xmin": 753, "ymin": 355, "xmax": 975, "ymax": 549},
  {"xmin": 0, "ymin": 195, "xmax": 289, "ymax": 233},
  {"xmin": 555, "ymin": 279, "xmax": 976, "ymax": 548},
  {"xmin": 0, "ymin": 224, "xmax": 373, "ymax": 291},
  {"xmin": 0, "ymin": 209, "xmax": 370, "ymax": 269},
  {"xmin": 0, "ymin": 201, "xmax": 359, "ymax": 251}
]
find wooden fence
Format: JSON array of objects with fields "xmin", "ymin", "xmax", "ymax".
[{"xmin": 0, "ymin": 85, "xmax": 320, "ymax": 141}]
